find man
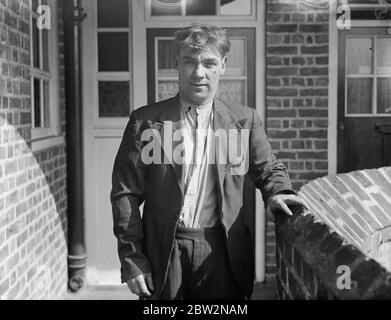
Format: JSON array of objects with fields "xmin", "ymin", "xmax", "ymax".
[{"xmin": 111, "ymin": 24, "xmax": 306, "ymax": 300}]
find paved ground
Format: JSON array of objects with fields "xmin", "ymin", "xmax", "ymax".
[{"xmin": 65, "ymin": 278, "xmax": 276, "ymax": 300}]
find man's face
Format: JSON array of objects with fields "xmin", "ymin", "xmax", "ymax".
[{"xmin": 177, "ymin": 45, "xmax": 226, "ymax": 105}]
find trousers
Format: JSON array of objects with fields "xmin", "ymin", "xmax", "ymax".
[{"xmin": 157, "ymin": 223, "xmax": 245, "ymax": 300}]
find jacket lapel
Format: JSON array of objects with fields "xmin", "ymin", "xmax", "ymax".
[
  {"xmin": 147, "ymin": 95, "xmax": 185, "ymax": 197},
  {"xmin": 213, "ymin": 98, "xmax": 247, "ymax": 203}
]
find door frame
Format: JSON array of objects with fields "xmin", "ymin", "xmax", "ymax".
[{"xmin": 329, "ymin": 2, "xmax": 391, "ymax": 175}]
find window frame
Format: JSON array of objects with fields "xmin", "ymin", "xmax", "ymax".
[
  {"xmin": 345, "ymin": 34, "xmax": 391, "ymax": 117},
  {"xmin": 30, "ymin": 0, "xmax": 61, "ymax": 148},
  {"xmin": 145, "ymin": 0, "xmax": 256, "ymax": 21}
]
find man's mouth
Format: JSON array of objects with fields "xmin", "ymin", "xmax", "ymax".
[{"xmin": 190, "ymin": 83, "xmax": 208, "ymax": 87}]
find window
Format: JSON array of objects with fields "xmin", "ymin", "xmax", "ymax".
[
  {"xmin": 345, "ymin": 35, "xmax": 391, "ymax": 116},
  {"xmin": 30, "ymin": 0, "xmax": 60, "ymax": 143},
  {"xmin": 146, "ymin": 0, "xmax": 254, "ymax": 19},
  {"xmin": 152, "ymin": 32, "xmax": 249, "ymax": 106},
  {"xmin": 96, "ymin": 0, "xmax": 132, "ymax": 119}
]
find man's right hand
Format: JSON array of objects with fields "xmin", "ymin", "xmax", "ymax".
[{"xmin": 126, "ymin": 272, "xmax": 154, "ymax": 297}]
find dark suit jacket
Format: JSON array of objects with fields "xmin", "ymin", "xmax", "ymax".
[{"xmin": 110, "ymin": 95, "xmax": 294, "ymax": 299}]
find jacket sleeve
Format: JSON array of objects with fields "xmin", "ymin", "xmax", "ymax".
[
  {"xmin": 110, "ymin": 109, "xmax": 151, "ymax": 283},
  {"xmin": 247, "ymin": 109, "xmax": 296, "ymax": 205}
]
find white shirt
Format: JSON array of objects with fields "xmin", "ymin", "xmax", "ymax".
[{"xmin": 178, "ymin": 99, "xmax": 219, "ymax": 228}]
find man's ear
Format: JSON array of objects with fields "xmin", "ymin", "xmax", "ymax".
[
  {"xmin": 174, "ymin": 54, "xmax": 179, "ymax": 69},
  {"xmin": 221, "ymin": 56, "xmax": 227, "ymax": 75}
]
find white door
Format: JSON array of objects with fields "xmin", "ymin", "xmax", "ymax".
[{"xmin": 82, "ymin": 0, "xmax": 265, "ymax": 285}]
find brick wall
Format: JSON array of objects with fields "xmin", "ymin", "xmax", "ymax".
[
  {"xmin": 0, "ymin": 0, "xmax": 67, "ymax": 299},
  {"xmin": 276, "ymin": 167, "xmax": 391, "ymax": 299},
  {"xmin": 265, "ymin": 0, "xmax": 329, "ymax": 279}
]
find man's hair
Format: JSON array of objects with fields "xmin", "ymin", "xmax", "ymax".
[{"xmin": 174, "ymin": 24, "xmax": 231, "ymax": 57}]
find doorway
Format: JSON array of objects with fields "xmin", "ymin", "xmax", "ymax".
[{"xmin": 338, "ymin": 27, "xmax": 391, "ymax": 173}]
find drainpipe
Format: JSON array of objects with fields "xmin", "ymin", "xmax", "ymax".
[{"xmin": 63, "ymin": 0, "xmax": 87, "ymax": 292}]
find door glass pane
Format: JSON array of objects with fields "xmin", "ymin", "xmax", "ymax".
[
  {"xmin": 347, "ymin": 78, "xmax": 372, "ymax": 114},
  {"xmin": 157, "ymin": 39, "xmax": 177, "ymax": 78},
  {"xmin": 220, "ymin": 0, "xmax": 252, "ymax": 15},
  {"xmin": 33, "ymin": 77, "xmax": 41, "ymax": 127},
  {"xmin": 98, "ymin": 33, "xmax": 129, "ymax": 71},
  {"xmin": 98, "ymin": 0, "xmax": 128, "ymax": 28},
  {"xmin": 157, "ymin": 81, "xmax": 179, "ymax": 102},
  {"xmin": 98, "ymin": 81, "xmax": 130, "ymax": 117},
  {"xmin": 346, "ymin": 38, "xmax": 373, "ymax": 75},
  {"xmin": 186, "ymin": 0, "xmax": 216, "ymax": 15},
  {"xmin": 43, "ymin": 80, "xmax": 50, "ymax": 127},
  {"xmin": 217, "ymin": 80, "xmax": 246, "ymax": 106},
  {"xmin": 32, "ymin": 17, "xmax": 39, "ymax": 68},
  {"xmin": 377, "ymin": 78, "xmax": 391, "ymax": 114},
  {"xmin": 42, "ymin": 29, "xmax": 49, "ymax": 72},
  {"xmin": 151, "ymin": 1, "xmax": 181, "ymax": 16},
  {"xmin": 155, "ymin": 34, "xmax": 247, "ymax": 104},
  {"xmin": 224, "ymin": 38, "xmax": 245, "ymax": 77},
  {"xmin": 377, "ymin": 38, "xmax": 391, "ymax": 75},
  {"xmin": 32, "ymin": 0, "xmax": 38, "ymax": 12}
]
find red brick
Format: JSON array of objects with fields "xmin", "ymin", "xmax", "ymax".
[
  {"xmin": 268, "ymin": 67, "xmax": 298, "ymax": 76},
  {"xmin": 299, "ymin": 24, "xmax": 328, "ymax": 33},
  {"xmin": 267, "ymin": 56, "xmax": 283, "ymax": 65},
  {"xmin": 347, "ymin": 197, "xmax": 382, "ymax": 231},
  {"xmin": 297, "ymin": 151, "xmax": 327, "ymax": 159},
  {"xmin": 299, "ymin": 88, "xmax": 328, "ymax": 96},
  {"xmin": 267, "ymin": 35, "xmax": 284, "ymax": 45},
  {"xmin": 332, "ymin": 204, "xmax": 367, "ymax": 239},
  {"xmin": 298, "ymin": 108, "xmax": 328, "ymax": 117},
  {"xmin": 267, "ymin": 46, "xmax": 298, "ymax": 55},
  {"xmin": 369, "ymin": 205, "xmax": 391, "ymax": 227},
  {"xmin": 350, "ymin": 171, "xmax": 373, "ymax": 188},
  {"xmin": 366, "ymin": 170, "xmax": 391, "ymax": 194},
  {"xmin": 339, "ymin": 174, "xmax": 371, "ymax": 201},
  {"xmin": 299, "ymin": 129, "xmax": 327, "ymax": 139},
  {"xmin": 267, "ymin": 129, "xmax": 297, "ymax": 139},
  {"xmin": 325, "ymin": 176, "xmax": 349, "ymax": 195},
  {"xmin": 371, "ymin": 192, "xmax": 391, "ymax": 219}
]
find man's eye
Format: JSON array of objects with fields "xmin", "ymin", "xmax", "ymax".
[{"xmin": 205, "ymin": 62, "xmax": 217, "ymax": 68}]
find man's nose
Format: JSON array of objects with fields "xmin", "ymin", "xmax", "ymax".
[{"xmin": 192, "ymin": 63, "xmax": 206, "ymax": 79}]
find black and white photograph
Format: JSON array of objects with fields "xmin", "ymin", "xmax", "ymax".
[{"xmin": 1, "ymin": 0, "xmax": 391, "ymax": 307}]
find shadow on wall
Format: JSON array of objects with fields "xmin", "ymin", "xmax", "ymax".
[
  {"xmin": 275, "ymin": 166, "xmax": 391, "ymax": 299},
  {"xmin": 0, "ymin": 117, "xmax": 68, "ymax": 300}
]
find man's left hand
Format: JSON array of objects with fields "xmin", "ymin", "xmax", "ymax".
[{"xmin": 266, "ymin": 194, "xmax": 308, "ymax": 222}]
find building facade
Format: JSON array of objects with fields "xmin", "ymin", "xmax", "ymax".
[{"xmin": 0, "ymin": 0, "xmax": 391, "ymax": 299}]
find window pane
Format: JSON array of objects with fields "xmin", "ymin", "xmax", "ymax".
[
  {"xmin": 98, "ymin": 0, "xmax": 128, "ymax": 28},
  {"xmin": 98, "ymin": 33, "xmax": 129, "ymax": 71},
  {"xmin": 224, "ymin": 38, "xmax": 245, "ymax": 77},
  {"xmin": 33, "ymin": 78, "xmax": 41, "ymax": 127},
  {"xmin": 216, "ymin": 80, "xmax": 246, "ymax": 106},
  {"xmin": 377, "ymin": 78, "xmax": 391, "ymax": 114},
  {"xmin": 32, "ymin": 0, "xmax": 39, "ymax": 12},
  {"xmin": 377, "ymin": 38, "xmax": 391, "ymax": 75},
  {"xmin": 32, "ymin": 18, "xmax": 40, "ymax": 68},
  {"xmin": 186, "ymin": 0, "xmax": 216, "ymax": 15},
  {"xmin": 157, "ymin": 81, "xmax": 178, "ymax": 102},
  {"xmin": 43, "ymin": 80, "xmax": 50, "ymax": 127},
  {"xmin": 220, "ymin": 0, "xmax": 252, "ymax": 15},
  {"xmin": 42, "ymin": 29, "xmax": 49, "ymax": 72},
  {"xmin": 151, "ymin": 0, "xmax": 181, "ymax": 16},
  {"xmin": 98, "ymin": 81, "xmax": 130, "ymax": 117},
  {"xmin": 346, "ymin": 38, "xmax": 373, "ymax": 75},
  {"xmin": 157, "ymin": 39, "xmax": 178, "ymax": 78},
  {"xmin": 347, "ymin": 78, "xmax": 372, "ymax": 114}
]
